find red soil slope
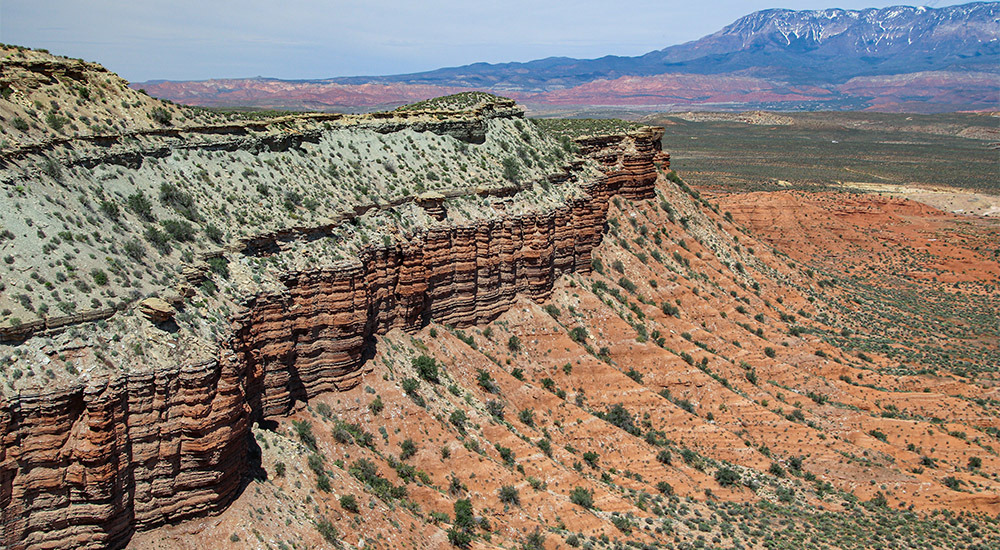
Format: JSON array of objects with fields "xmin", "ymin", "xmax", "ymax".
[{"xmin": 130, "ymin": 175, "xmax": 1000, "ymax": 550}]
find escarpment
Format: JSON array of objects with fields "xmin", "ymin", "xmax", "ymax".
[
  {"xmin": 0, "ymin": 106, "xmax": 664, "ymax": 548},
  {"xmin": 1, "ymin": 358, "xmax": 248, "ymax": 549},
  {"xmin": 235, "ymin": 155, "xmax": 656, "ymax": 417}
]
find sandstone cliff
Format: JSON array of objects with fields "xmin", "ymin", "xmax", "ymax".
[{"xmin": 0, "ymin": 115, "xmax": 663, "ymax": 548}]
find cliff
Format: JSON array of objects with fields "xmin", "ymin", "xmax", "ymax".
[{"xmin": 0, "ymin": 121, "xmax": 663, "ymax": 548}]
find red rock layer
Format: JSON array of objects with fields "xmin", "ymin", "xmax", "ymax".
[
  {"xmin": 235, "ymin": 127, "xmax": 661, "ymax": 417},
  {"xmin": 0, "ymin": 359, "xmax": 248, "ymax": 550},
  {"xmin": 0, "ymin": 127, "xmax": 661, "ymax": 549}
]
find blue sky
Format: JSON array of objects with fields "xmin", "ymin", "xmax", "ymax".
[{"xmin": 0, "ymin": 0, "xmax": 973, "ymax": 82}]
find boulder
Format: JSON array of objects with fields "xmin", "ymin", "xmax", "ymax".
[{"xmin": 138, "ymin": 297, "xmax": 176, "ymax": 323}]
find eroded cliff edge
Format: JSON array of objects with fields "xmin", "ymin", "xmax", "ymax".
[{"xmin": 0, "ymin": 105, "xmax": 666, "ymax": 548}]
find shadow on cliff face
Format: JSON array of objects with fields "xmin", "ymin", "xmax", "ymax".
[{"xmin": 244, "ymin": 431, "xmax": 267, "ymax": 484}]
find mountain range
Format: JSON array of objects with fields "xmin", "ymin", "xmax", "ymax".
[{"xmin": 135, "ymin": 2, "xmax": 1000, "ymax": 113}]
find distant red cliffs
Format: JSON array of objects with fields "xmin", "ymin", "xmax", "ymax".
[{"xmin": 0, "ymin": 125, "xmax": 663, "ymax": 549}]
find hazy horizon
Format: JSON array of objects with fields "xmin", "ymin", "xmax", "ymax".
[{"xmin": 1, "ymin": 0, "xmax": 978, "ymax": 82}]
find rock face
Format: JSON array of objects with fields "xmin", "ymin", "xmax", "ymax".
[
  {"xmin": 0, "ymin": 127, "xmax": 662, "ymax": 548},
  {"xmin": 0, "ymin": 360, "xmax": 248, "ymax": 549}
]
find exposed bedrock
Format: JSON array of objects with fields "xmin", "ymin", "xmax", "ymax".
[
  {"xmin": 0, "ymin": 359, "xmax": 248, "ymax": 549},
  {"xmin": 0, "ymin": 126, "xmax": 661, "ymax": 549}
]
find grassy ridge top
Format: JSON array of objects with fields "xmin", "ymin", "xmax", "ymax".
[
  {"xmin": 394, "ymin": 91, "xmax": 512, "ymax": 112},
  {"xmin": 532, "ymin": 117, "xmax": 644, "ymax": 140}
]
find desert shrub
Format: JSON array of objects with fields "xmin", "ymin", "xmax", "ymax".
[
  {"xmin": 518, "ymin": 408, "xmax": 535, "ymax": 427},
  {"xmin": 507, "ymin": 335, "xmax": 522, "ymax": 352},
  {"xmin": 144, "ymin": 226, "xmax": 171, "ymax": 254},
  {"xmin": 292, "ymin": 420, "xmax": 317, "ymax": 451},
  {"xmin": 204, "ymin": 224, "xmax": 224, "ymax": 243},
  {"xmin": 523, "ymin": 529, "xmax": 545, "ymax": 550},
  {"xmin": 498, "ymin": 485, "xmax": 520, "ymax": 505},
  {"xmin": 449, "ymin": 410, "xmax": 467, "ymax": 431},
  {"xmin": 495, "ymin": 444, "xmax": 515, "ymax": 465},
  {"xmin": 315, "ymin": 517, "xmax": 338, "ymax": 544},
  {"xmin": 159, "ymin": 183, "xmax": 198, "ymax": 220},
  {"xmin": 486, "ymin": 399, "xmax": 505, "ymax": 419},
  {"xmin": 126, "ymin": 192, "xmax": 154, "ymax": 221},
  {"xmin": 150, "ymin": 106, "xmax": 172, "ymax": 125},
  {"xmin": 46, "ymin": 111, "xmax": 68, "ymax": 131},
  {"xmin": 414, "ymin": 355, "xmax": 440, "ymax": 383},
  {"xmin": 447, "ymin": 528, "xmax": 471, "ymax": 548},
  {"xmin": 123, "ymin": 239, "xmax": 146, "ymax": 260},
  {"xmin": 161, "ymin": 219, "xmax": 195, "ymax": 241},
  {"xmin": 569, "ymin": 487, "xmax": 593, "ymax": 509},
  {"xmin": 90, "ymin": 269, "xmax": 108, "ymax": 286},
  {"xmin": 611, "ymin": 514, "xmax": 632, "ymax": 534},
  {"xmin": 99, "ymin": 200, "xmax": 119, "ymax": 220},
  {"xmin": 400, "ymin": 439, "xmax": 417, "ymax": 460},
  {"xmin": 339, "ymin": 494, "xmax": 359, "ymax": 513},
  {"xmin": 715, "ymin": 467, "xmax": 740, "ymax": 487},
  {"xmin": 502, "ymin": 157, "xmax": 520, "ymax": 181},
  {"xmin": 477, "ymin": 369, "xmax": 499, "ymax": 393},
  {"xmin": 536, "ymin": 438, "xmax": 551, "ymax": 457},
  {"xmin": 603, "ymin": 403, "xmax": 638, "ymax": 435},
  {"xmin": 316, "ymin": 473, "xmax": 331, "ymax": 492}
]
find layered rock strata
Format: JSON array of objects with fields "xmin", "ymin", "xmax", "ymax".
[{"xmin": 0, "ymin": 126, "xmax": 662, "ymax": 549}]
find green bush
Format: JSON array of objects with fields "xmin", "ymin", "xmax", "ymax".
[
  {"xmin": 413, "ymin": 355, "xmax": 440, "ymax": 383},
  {"xmin": 400, "ymin": 438, "xmax": 417, "ymax": 460},
  {"xmin": 160, "ymin": 219, "xmax": 195, "ymax": 241},
  {"xmin": 715, "ymin": 467, "xmax": 740, "ymax": 487},
  {"xmin": 498, "ymin": 485, "xmax": 520, "ymax": 505},
  {"xmin": 518, "ymin": 408, "xmax": 535, "ymax": 427},
  {"xmin": 447, "ymin": 528, "xmax": 472, "ymax": 548},
  {"xmin": 507, "ymin": 335, "xmax": 522, "ymax": 352},
  {"xmin": 501, "ymin": 157, "xmax": 520, "ymax": 182},
  {"xmin": 449, "ymin": 410, "xmax": 467, "ymax": 431},
  {"xmin": 207, "ymin": 256, "xmax": 229, "ymax": 279},
  {"xmin": 315, "ymin": 517, "xmax": 338, "ymax": 543},
  {"xmin": 126, "ymin": 192, "xmax": 155, "ymax": 221},
  {"xmin": 90, "ymin": 269, "xmax": 108, "ymax": 286},
  {"xmin": 339, "ymin": 494, "xmax": 359, "ymax": 513},
  {"xmin": 144, "ymin": 226, "xmax": 171, "ymax": 254},
  {"xmin": 151, "ymin": 106, "xmax": 173, "ymax": 125},
  {"xmin": 569, "ymin": 486, "xmax": 593, "ymax": 509},
  {"xmin": 99, "ymin": 200, "xmax": 120, "ymax": 220},
  {"xmin": 292, "ymin": 420, "xmax": 317, "ymax": 451}
]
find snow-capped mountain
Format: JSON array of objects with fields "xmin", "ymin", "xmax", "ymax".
[{"xmin": 646, "ymin": 2, "xmax": 999, "ymax": 80}]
